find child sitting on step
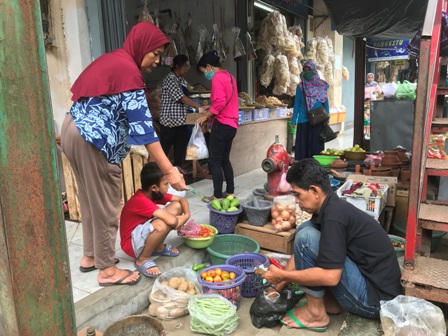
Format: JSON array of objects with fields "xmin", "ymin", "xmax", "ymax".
[{"xmin": 120, "ymin": 162, "xmax": 190, "ymax": 277}]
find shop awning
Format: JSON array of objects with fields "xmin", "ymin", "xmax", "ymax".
[{"xmin": 323, "ymin": 0, "xmax": 428, "ymax": 39}]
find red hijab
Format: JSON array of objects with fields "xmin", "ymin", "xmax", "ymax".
[{"xmin": 71, "ymin": 22, "xmax": 169, "ymax": 102}]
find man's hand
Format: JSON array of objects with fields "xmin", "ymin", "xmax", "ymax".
[
  {"xmin": 165, "ymin": 167, "xmax": 187, "ymax": 191},
  {"xmin": 261, "ymin": 264, "xmax": 285, "ymax": 285}
]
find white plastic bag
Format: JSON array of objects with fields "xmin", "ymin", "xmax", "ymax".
[
  {"xmin": 382, "ymin": 82, "xmax": 397, "ymax": 98},
  {"xmin": 380, "ymin": 295, "xmax": 446, "ymax": 336},
  {"xmin": 149, "ymin": 266, "xmax": 203, "ymax": 320},
  {"xmin": 186, "ymin": 124, "xmax": 209, "ymax": 160}
]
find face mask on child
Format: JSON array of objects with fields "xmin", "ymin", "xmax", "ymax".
[
  {"xmin": 303, "ymin": 71, "xmax": 314, "ymax": 80},
  {"xmin": 204, "ymin": 69, "xmax": 215, "ymax": 81}
]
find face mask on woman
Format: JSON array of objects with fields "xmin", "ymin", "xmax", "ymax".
[
  {"xmin": 204, "ymin": 70, "xmax": 215, "ymax": 80},
  {"xmin": 303, "ymin": 71, "xmax": 314, "ymax": 80}
]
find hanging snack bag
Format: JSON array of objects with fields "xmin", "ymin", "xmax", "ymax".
[
  {"xmin": 428, "ymin": 133, "xmax": 448, "ymax": 159},
  {"xmin": 232, "ymin": 26, "xmax": 246, "ymax": 59}
]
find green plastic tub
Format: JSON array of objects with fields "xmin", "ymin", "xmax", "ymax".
[{"xmin": 206, "ymin": 234, "xmax": 260, "ymax": 265}]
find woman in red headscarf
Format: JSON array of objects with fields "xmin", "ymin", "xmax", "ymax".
[{"xmin": 61, "ymin": 22, "xmax": 187, "ymax": 286}]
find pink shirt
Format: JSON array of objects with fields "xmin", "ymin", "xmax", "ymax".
[{"xmin": 210, "ymin": 70, "xmax": 239, "ymax": 128}]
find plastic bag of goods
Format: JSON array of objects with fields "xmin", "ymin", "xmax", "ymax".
[
  {"xmin": 186, "ymin": 124, "xmax": 209, "ymax": 160},
  {"xmin": 232, "ymin": 27, "xmax": 246, "ymax": 59},
  {"xmin": 271, "ymin": 195, "xmax": 296, "ymax": 232},
  {"xmin": 380, "ymin": 295, "xmax": 446, "ymax": 336},
  {"xmin": 428, "ymin": 133, "xmax": 448, "ymax": 159},
  {"xmin": 148, "ymin": 267, "xmax": 203, "ymax": 320},
  {"xmin": 189, "ymin": 294, "xmax": 239, "ymax": 336},
  {"xmin": 273, "ymin": 54, "xmax": 290, "ymax": 95},
  {"xmin": 260, "ymin": 54, "xmax": 276, "ymax": 88}
]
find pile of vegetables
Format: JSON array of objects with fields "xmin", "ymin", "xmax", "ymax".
[
  {"xmin": 210, "ymin": 195, "xmax": 240, "ymax": 213},
  {"xmin": 271, "ymin": 201, "xmax": 297, "ymax": 232},
  {"xmin": 200, "ymin": 267, "xmax": 237, "ymax": 283},
  {"xmin": 160, "ymin": 277, "xmax": 198, "ymax": 295},
  {"xmin": 178, "ymin": 220, "xmax": 215, "ymax": 239}
]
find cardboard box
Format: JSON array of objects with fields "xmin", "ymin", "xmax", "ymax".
[
  {"xmin": 329, "ymin": 113, "xmax": 338, "ymax": 124},
  {"xmin": 186, "ymin": 113, "xmax": 201, "ymax": 125},
  {"xmin": 346, "ymin": 174, "xmax": 397, "ymax": 207},
  {"xmin": 234, "ymin": 223, "xmax": 295, "ymax": 254},
  {"xmin": 395, "ymin": 188, "xmax": 409, "ymax": 220},
  {"xmin": 338, "ymin": 111, "xmax": 346, "ymax": 122}
]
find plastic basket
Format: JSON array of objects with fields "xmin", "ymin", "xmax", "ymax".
[
  {"xmin": 241, "ymin": 199, "xmax": 273, "ymax": 226},
  {"xmin": 336, "ymin": 180, "xmax": 389, "ymax": 220},
  {"xmin": 197, "ymin": 265, "xmax": 246, "ymax": 308},
  {"xmin": 226, "ymin": 253, "xmax": 269, "ymax": 297},
  {"xmin": 207, "ymin": 234, "xmax": 260, "ymax": 265},
  {"xmin": 389, "ymin": 234, "xmax": 405, "ymax": 258},
  {"xmin": 242, "ymin": 110, "xmax": 252, "ymax": 123},
  {"xmin": 207, "ymin": 202, "xmax": 243, "ymax": 234},
  {"xmin": 253, "ymin": 108, "xmax": 269, "ymax": 121}
]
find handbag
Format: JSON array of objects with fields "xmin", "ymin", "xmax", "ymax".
[
  {"xmin": 320, "ymin": 123, "xmax": 337, "ymax": 143},
  {"xmin": 307, "ymin": 106, "xmax": 329, "ymax": 126},
  {"xmin": 301, "ymin": 80, "xmax": 329, "ymax": 126}
]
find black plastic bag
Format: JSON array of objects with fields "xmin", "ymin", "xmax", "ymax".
[{"xmin": 249, "ymin": 286, "xmax": 302, "ymax": 328}]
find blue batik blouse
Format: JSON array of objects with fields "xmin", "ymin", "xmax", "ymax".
[{"xmin": 69, "ymin": 89, "xmax": 158, "ymax": 164}]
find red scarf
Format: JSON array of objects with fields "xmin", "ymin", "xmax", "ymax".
[{"xmin": 71, "ymin": 22, "xmax": 169, "ymax": 102}]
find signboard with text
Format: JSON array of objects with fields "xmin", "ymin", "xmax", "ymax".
[{"xmin": 367, "ymin": 38, "xmax": 410, "ymax": 62}]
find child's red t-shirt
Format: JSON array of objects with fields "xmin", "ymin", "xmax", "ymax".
[{"xmin": 120, "ymin": 189, "xmax": 173, "ymax": 258}]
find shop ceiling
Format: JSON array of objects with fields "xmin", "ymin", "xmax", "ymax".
[{"xmin": 322, "ymin": 0, "xmax": 428, "ymax": 38}]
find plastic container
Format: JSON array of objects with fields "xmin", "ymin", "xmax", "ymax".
[
  {"xmin": 241, "ymin": 199, "xmax": 273, "ymax": 226},
  {"xmin": 329, "ymin": 178, "xmax": 341, "ymax": 191},
  {"xmin": 182, "ymin": 224, "xmax": 218, "ymax": 249},
  {"xmin": 207, "ymin": 234, "xmax": 260, "ymax": 265},
  {"xmin": 344, "ymin": 151, "xmax": 367, "ymax": 161},
  {"xmin": 392, "ymin": 219, "xmax": 446, "ymax": 252},
  {"xmin": 207, "ymin": 202, "xmax": 243, "ymax": 234},
  {"xmin": 313, "ymin": 155, "xmax": 339, "ymax": 167},
  {"xmin": 226, "ymin": 252, "xmax": 269, "ymax": 297},
  {"xmin": 252, "ymin": 108, "xmax": 269, "ymax": 121},
  {"xmin": 271, "ymin": 195, "xmax": 296, "ymax": 231},
  {"xmin": 197, "ymin": 265, "xmax": 246, "ymax": 308},
  {"xmin": 336, "ymin": 180, "xmax": 388, "ymax": 220}
]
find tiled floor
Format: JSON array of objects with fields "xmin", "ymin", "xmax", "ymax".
[{"xmin": 67, "ymin": 127, "xmax": 354, "ymax": 302}]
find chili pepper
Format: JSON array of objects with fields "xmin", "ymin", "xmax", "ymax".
[{"xmin": 269, "ymin": 258, "xmax": 286, "ymax": 270}]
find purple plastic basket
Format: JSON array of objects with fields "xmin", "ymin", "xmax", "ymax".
[
  {"xmin": 197, "ymin": 264, "xmax": 246, "ymax": 308},
  {"xmin": 226, "ymin": 253, "xmax": 270, "ymax": 297},
  {"xmin": 207, "ymin": 202, "xmax": 243, "ymax": 234}
]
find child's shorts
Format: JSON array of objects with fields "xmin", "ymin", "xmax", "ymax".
[{"xmin": 131, "ymin": 219, "xmax": 155, "ymax": 258}]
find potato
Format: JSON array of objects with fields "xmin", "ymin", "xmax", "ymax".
[
  {"xmin": 156, "ymin": 305, "xmax": 170, "ymax": 320},
  {"xmin": 187, "ymin": 281, "xmax": 195, "ymax": 290},
  {"xmin": 169, "ymin": 307, "xmax": 188, "ymax": 318},
  {"xmin": 148, "ymin": 303, "xmax": 161, "ymax": 316},
  {"xmin": 178, "ymin": 281, "xmax": 189, "ymax": 292},
  {"xmin": 186, "ymin": 289, "xmax": 196, "ymax": 295},
  {"xmin": 168, "ymin": 277, "xmax": 181, "ymax": 289},
  {"xmin": 161, "ymin": 281, "xmax": 169, "ymax": 286},
  {"xmin": 179, "ymin": 277, "xmax": 187, "ymax": 282}
]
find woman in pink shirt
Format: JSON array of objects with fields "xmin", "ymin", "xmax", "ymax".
[{"xmin": 197, "ymin": 51, "xmax": 239, "ymax": 201}]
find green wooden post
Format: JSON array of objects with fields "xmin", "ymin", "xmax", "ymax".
[{"xmin": 0, "ymin": 1, "xmax": 76, "ymax": 335}]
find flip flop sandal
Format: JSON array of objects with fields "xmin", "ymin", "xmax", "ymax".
[
  {"xmin": 151, "ymin": 244, "xmax": 179, "ymax": 257},
  {"xmin": 134, "ymin": 260, "xmax": 161, "ymax": 278},
  {"xmin": 98, "ymin": 269, "xmax": 141, "ymax": 287},
  {"xmin": 280, "ymin": 308, "xmax": 328, "ymax": 332},
  {"xmin": 79, "ymin": 257, "xmax": 120, "ymax": 273}
]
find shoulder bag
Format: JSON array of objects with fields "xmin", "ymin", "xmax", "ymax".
[
  {"xmin": 301, "ymin": 81, "xmax": 329, "ymax": 126},
  {"xmin": 319, "ymin": 123, "xmax": 337, "ymax": 143}
]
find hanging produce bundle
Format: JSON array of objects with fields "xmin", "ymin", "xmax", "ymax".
[
  {"xmin": 232, "ymin": 27, "xmax": 246, "ymax": 59},
  {"xmin": 162, "ymin": 24, "xmax": 178, "ymax": 66},
  {"xmin": 246, "ymin": 32, "xmax": 257, "ymax": 61},
  {"xmin": 212, "ymin": 24, "xmax": 227, "ymax": 62}
]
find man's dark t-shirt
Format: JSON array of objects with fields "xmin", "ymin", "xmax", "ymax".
[{"xmin": 313, "ymin": 192, "xmax": 402, "ymax": 306}]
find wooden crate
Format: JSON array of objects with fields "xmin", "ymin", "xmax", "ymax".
[
  {"xmin": 62, "ymin": 152, "xmax": 147, "ymax": 221},
  {"xmin": 234, "ymin": 222, "xmax": 296, "ymax": 255}
]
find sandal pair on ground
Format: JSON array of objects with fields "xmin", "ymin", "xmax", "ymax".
[
  {"xmin": 280, "ymin": 300, "xmax": 329, "ymax": 332},
  {"xmin": 134, "ymin": 244, "xmax": 179, "ymax": 278}
]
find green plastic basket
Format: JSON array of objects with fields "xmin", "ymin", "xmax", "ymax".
[{"xmin": 206, "ymin": 234, "xmax": 260, "ymax": 265}]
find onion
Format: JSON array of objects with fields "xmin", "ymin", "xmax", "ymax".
[
  {"xmin": 281, "ymin": 221, "xmax": 292, "ymax": 230},
  {"xmin": 288, "ymin": 215, "xmax": 296, "ymax": 224},
  {"xmin": 276, "ymin": 203, "xmax": 286, "ymax": 212},
  {"xmin": 274, "ymin": 224, "xmax": 283, "ymax": 231},
  {"xmin": 281, "ymin": 210, "xmax": 290, "ymax": 221},
  {"xmin": 271, "ymin": 219, "xmax": 277, "ymax": 225},
  {"xmin": 272, "ymin": 210, "xmax": 279, "ymax": 218},
  {"xmin": 287, "ymin": 204, "xmax": 296, "ymax": 211},
  {"xmin": 275, "ymin": 216, "xmax": 283, "ymax": 223}
]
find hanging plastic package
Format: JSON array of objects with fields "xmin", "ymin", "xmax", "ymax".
[
  {"xmin": 232, "ymin": 27, "xmax": 246, "ymax": 59},
  {"xmin": 138, "ymin": 0, "xmax": 154, "ymax": 23},
  {"xmin": 186, "ymin": 124, "xmax": 209, "ymax": 160},
  {"xmin": 196, "ymin": 25, "xmax": 209, "ymax": 63},
  {"xmin": 246, "ymin": 32, "xmax": 257, "ymax": 61},
  {"xmin": 162, "ymin": 24, "xmax": 178, "ymax": 66},
  {"xmin": 395, "ymin": 80, "xmax": 416, "ymax": 100},
  {"xmin": 212, "ymin": 24, "xmax": 226, "ymax": 62}
]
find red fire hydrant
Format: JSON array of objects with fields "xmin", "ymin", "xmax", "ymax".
[{"xmin": 261, "ymin": 136, "xmax": 294, "ymax": 196}]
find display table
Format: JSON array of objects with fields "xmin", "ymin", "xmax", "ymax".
[{"xmin": 230, "ymin": 118, "xmax": 289, "ymax": 176}]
